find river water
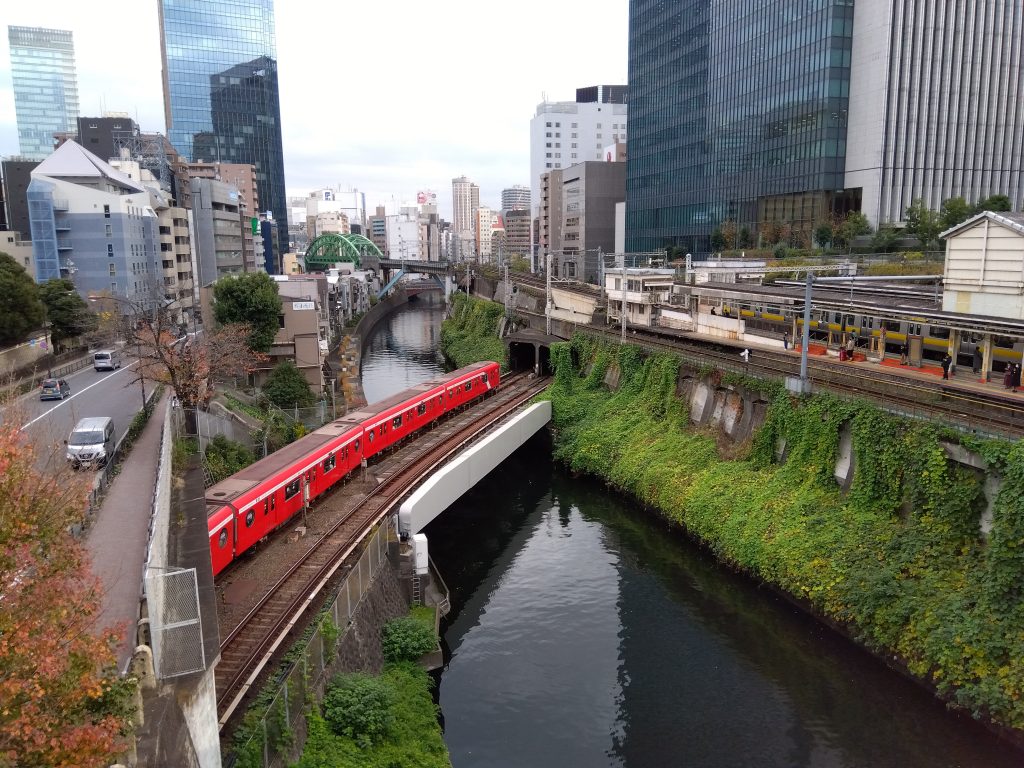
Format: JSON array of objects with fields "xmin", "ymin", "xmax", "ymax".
[{"xmin": 360, "ymin": 298, "xmax": 1024, "ymax": 768}]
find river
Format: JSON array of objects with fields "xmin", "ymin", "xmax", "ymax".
[{"xmin": 360, "ymin": 297, "xmax": 1024, "ymax": 768}]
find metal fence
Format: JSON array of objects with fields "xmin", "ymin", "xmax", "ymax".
[
  {"xmin": 231, "ymin": 517, "xmax": 394, "ymax": 768},
  {"xmin": 145, "ymin": 567, "xmax": 205, "ymax": 678}
]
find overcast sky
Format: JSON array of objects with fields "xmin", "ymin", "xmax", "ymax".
[{"xmin": 0, "ymin": 1, "xmax": 628, "ymax": 219}]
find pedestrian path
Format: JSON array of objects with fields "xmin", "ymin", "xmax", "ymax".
[{"xmin": 85, "ymin": 391, "xmax": 168, "ymax": 671}]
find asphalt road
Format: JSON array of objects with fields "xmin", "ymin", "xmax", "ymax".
[{"xmin": 13, "ymin": 359, "xmax": 150, "ymax": 474}]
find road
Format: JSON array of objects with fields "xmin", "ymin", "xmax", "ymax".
[{"xmin": 11, "ymin": 359, "xmax": 150, "ymax": 474}]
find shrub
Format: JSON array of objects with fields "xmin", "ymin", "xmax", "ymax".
[
  {"xmin": 322, "ymin": 674, "xmax": 394, "ymax": 748},
  {"xmin": 263, "ymin": 361, "xmax": 317, "ymax": 409},
  {"xmin": 381, "ymin": 615, "xmax": 437, "ymax": 663},
  {"xmin": 204, "ymin": 434, "xmax": 256, "ymax": 483}
]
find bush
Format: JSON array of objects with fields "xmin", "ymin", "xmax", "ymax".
[
  {"xmin": 263, "ymin": 361, "xmax": 317, "ymax": 409},
  {"xmin": 322, "ymin": 674, "xmax": 395, "ymax": 748},
  {"xmin": 204, "ymin": 434, "xmax": 256, "ymax": 483},
  {"xmin": 440, "ymin": 293, "xmax": 507, "ymax": 369},
  {"xmin": 381, "ymin": 615, "xmax": 436, "ymax": 663}
]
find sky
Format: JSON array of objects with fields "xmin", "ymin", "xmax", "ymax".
[{"xmin": 0, "ymin": 1, "xmax": 628, "ymax": 220}]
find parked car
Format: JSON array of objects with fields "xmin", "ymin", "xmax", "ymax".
[
  {"xmin": 39, "ymin": 378, "xmax": 70, "ymax": 401},
  {"xmin": 93, "ymin": 349, "xmax": 122, "ymax": 371},
  {"xmin": 65, "ymin": 416, "xmax": 115, "ymax": 469}
]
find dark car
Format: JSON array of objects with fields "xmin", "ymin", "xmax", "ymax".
[{"xmin": 40, "ymin": 378, "xmax": 71, "ymax": 401}]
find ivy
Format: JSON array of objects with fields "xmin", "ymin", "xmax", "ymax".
[{"xmin": 439, "ymin": 293, "xmax": 507, "ymax": 369}]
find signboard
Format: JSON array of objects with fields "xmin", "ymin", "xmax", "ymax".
[
  {"xmin": 292, "ymin": 301, "xmax": 315, "ymax": 311},
  {"xmin": 251, "ymin": 217, "xmax": 259, "ymax": 235},
  {"xmin": 416, "ymin": 190, "xmax": 437, "ymax": 205}
]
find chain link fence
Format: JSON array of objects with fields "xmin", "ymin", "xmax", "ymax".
[
  {"xmin": 145, "ymin": 567, "xmax": 205, "ymax": 678},
  {"xmin": 231, "ymin": 517, "xmax": 394, "ymax": 768}
]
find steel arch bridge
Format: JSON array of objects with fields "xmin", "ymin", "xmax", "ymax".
[{"xmin": 304, "ymin": 233, "xmax": 383, "ymax": 271}]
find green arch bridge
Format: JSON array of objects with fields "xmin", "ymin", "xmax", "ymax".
[{"xmin": 304, "ymin": 233, "xmax": 383, "ymax": 271}]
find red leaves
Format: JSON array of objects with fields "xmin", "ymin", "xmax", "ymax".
[{"xmin": 0, "ymin": 425, "xmax": 129, "ymax": 766}]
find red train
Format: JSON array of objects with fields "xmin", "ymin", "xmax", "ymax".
[{"xmin": 206, "ymin": 361, "xmax": 501, "ymax": 576}]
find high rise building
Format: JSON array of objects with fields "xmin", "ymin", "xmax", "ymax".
[
  {"xmin": 501, "ymin": 185, "xmax": 531, "ymax": 213},
  {"xmin": 8, "ymin": 27, "xmax": 80, "ymax": 160},
  {"xmin": 626, "ymin": 0, "xmax": 1024, "ymax": 253},
  {"xmin": 529, "ymin": 86, "xmax": 628, "ymax": 218},
  {"xmin": 451, "ymin": 176, "xmax": 479, "ymax": 260},
  {"xmin": 158, "ymin": 0, "xmax": 288, "ymax": 252}
]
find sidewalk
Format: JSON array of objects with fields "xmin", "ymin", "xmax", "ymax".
[{"xmin": 85, "ymin": 391, "xmax": 168, "ymax": 672}]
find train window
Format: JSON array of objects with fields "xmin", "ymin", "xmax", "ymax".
[
  {"xmin": 464, "ymin": 382, "xmax": 472, "ymax": 392},
  {"xmin": 285, "ymin": 479, "xmax": 301, "ymax": 500},
  {"xmin": 392, "ymin": 416, "xmax": 402, "ymax": 429},
  {"xmin": 368, "ymin": 431, "xmax": 374, "ymax": 443},
  {"xmin": 218, "ymin": 529, "xmax": 228, "ymax": 549},
  {"xmin": 264, "ymin": 499, "xmax": 269, "ymax": 515},
  {"xmin": 929, "ymin": 326, "xmax": 950, "ymax": 340},
  {"xmin": 438, "ymin": 395, "xmax": 443, "ymax": 406},
  {"xmin": 245, "ymin": 508, "xmax": 255, "ymax": 528},
  {"xmin": 884, "ymin": 320, "xmax": 900, "ymax": 332},
  {"xmin": 354, "ymin": 439, "xmax": 360, "ymax": 452},
  {"xmin": 324, "ymin": 454, "xmax": 336, "ymax": 472},
  {"xmin": 480, "ymin": 374, "xmax": 487, "ymax": 384},
  {"xmin": 271, "ymin": 495, "xmax": 276, "ymax": 511},
  {"xmin": 994, "ymin": 335, "xmax": 1014, "ymax": 348},
  {"xmin": 417, "ymin": 402, "xmax": 426, "ymax": 416}
]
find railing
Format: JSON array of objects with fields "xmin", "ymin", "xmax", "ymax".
[{"xmin": 229, "ymin": 519, "xmax": 394, "ymax": 767}]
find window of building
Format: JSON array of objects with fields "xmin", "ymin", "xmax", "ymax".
[
  {"xmin": 105, "ymin": 224, "xmax": 112, "ymax": 237},
  {"xmin": 546, "ymin": 142, "xmax": 552, "ymax": 148},
  {"xmin": 545, "ymin": 122, "xmax": 551, "ymax": 127},
  {"xmin": 109, "ymin": 264, "xmax": 115, "ymax": 276},
  {"xmin": 103, "ymin": 205, "xmax": 110, "ymax": 218},
  {"xmin": 278, "ymin": 315, "xmax": 285, "ymax": 328},
  {"xmin": 555, "ymin": 153, "xmax": 561, "ymax": 158},
  {"xmin": 597, "ymin": 123, "xmax": 602, "ymax": 128},
  {"xmin": 571, "ymin": 132, "xmax": 577, "ymax": 138},
  {"xmin": 546, "ymin": 132, "xmax": 552, "ymax": 137},
  {"xmin": 597, "ymin": 133, "xmax": 603, "ymax": 139},
  {"xmin": 555, "ymin": 122, "xmax": 560, "ymax": 127},
  {"xmin": 571, "ymin": 122, "xmax": 577, "ymax": 128},
  {"xmin": 546, "ymin": 153, "xmax": 552, "ymax": 158},
  {"xmin": 546, "ymin": 163, "xmax": 552, "ymax": 168},
  {"xmin": 107, "ymin": 244, "xmax": 114, "ymax": 256},
  {"xmin": 571, "ymin": 153, "xmax": 577, "ymax": 159}
]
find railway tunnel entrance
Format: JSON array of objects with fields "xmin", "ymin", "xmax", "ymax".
[{"xmin": 505, "ymin": 329, "xmax": 561, "ymax": 375}]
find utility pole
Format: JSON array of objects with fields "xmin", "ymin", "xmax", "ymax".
[
  {"xmin": 621, "ymin": 261, "xmax": 628, "ymax": 343},
  {"xmin": 504, "ymin": 262, "xmax": 511, "ymax": 320},
  {"xmin": 545, "ymin": 253, "xmax": 553, "ymax": 336},
  {"xmin": 799, "ymin": 271, "xmax": 813, "ymax": 391}
]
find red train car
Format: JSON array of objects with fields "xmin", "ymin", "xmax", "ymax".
[{"xmin": 206, "ymin": 361, "xmax": 500, "ymax": 576}]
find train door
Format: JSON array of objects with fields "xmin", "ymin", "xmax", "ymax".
[
  {"xmin": 235, "ymin": 503, "xmax": 263, "ymax": 556},
  {"xmin": 209, "ymin": 512, "xmax": 234, "ymax": 576}
]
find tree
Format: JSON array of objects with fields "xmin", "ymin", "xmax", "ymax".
[
  {"xmin": 204, "ymin": 434, "xmax": 256, "ymax": 482},
  {"xmin": 508, "ymin": 255, "xmax": 531, "ymax": 273},
  {"xmin": 212, "ymin": 272, "xmax": 283, "ymax": 353},
  {"xmin": 0, "ymin": 424, "xmax": 134, "ymax": 766},
  {"xmin": 0, "ymin": 252, "xmax": 45, "ymax": 347},
  {"xmin": 839, "ymin": 211, "xmax": 872, "ymax": 247},
  {"xmin": 39, "ymin": 278, "xmax": 94, "ymax": 350},
  {"xmin": 939, "ymin": 196, "xmax": 972, "ymax": 231},
  {"xmin": 974, "ymin": 194, "xmax": 1012, "ymax": 213},
  {"xmin": 813, "ymin": 222, "xmax": 833, "ymax": 249},
  {"xmin": 709, "ymin": 228, "xmax": 726, "ymax": 251},
  {"xmin": 118, "ymin": 295, "xmax": 265, "ymax": 414},
  {"xmin": 263, "ymin": 361, "xmax": 316, "ymax": 409},
  {"xmin": 904, "ymin": 199, "xmax": 942, "ymax": 249},
  {"xmin": 738, "ymin": 226, "xmax": 753, "ymax": 248},
  {"xmin": 871, "ymin": 227, "xmax": 900, "ymax": 253},
  {"xmin": 720, "ymin": 220, "xmax": 738, "ymax": 250}
]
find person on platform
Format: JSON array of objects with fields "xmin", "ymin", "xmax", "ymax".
[
  {"xmin": 941, "ymin": 352, "xmax": 953, "ymax": 380},
  {"xmin": 1003, "ymin": 365, "xmax": 1014, "ymax": 390},
  {"xmin": 973, "ymin": 346, "xmax": 983, "ymax": 375},
  {"xmin": 783, "ymin": 331, "xmax": 790, "ymax": 350},
  {"xmin": 846, "ymin": 335, "xmax": 855, "ymax": 361},
  {"xmin": 1014, "ymin": 363, "xmax": 1022, "ymax": 392},
  {"xmin": 900, "ymin": 342, "xmax": 909, "ymax": 365},
  {"xmin": 879, "ymin": 327, "xmax": 887, "ymax": 358}
]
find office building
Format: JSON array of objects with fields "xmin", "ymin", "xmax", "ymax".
[
  {"xmin": 27, "ymin": 141, "xmax": 159, "ymax": 304},
  {"xmin": 8, "ymin": 27, "xmax": 79, "ymax": 160},
  {"xmin": 560, "ymin": 161, "xmax": 626, "ymax": 256},
  {"xmin": 2, "ymin": 160, "xmax": 39, "ymax": 236},
  {"xmin": 158, "ymin": 0, "xmax": 288, "ymax": 251},
  {"xmin": 529, "ymin": 86, "xmax": 627, "ymax": 218},
  {"xmin": 368, "ymin": 205, "xmax": 388, "ymax": 254},
  {"xmin": 187, "ymin": 161, "xmax": 262, "ymax": 273},
  {"xmin": 626, "ymin": 0, "xmax": 1024, "ymax": 253},
  {"xmin": 501, "ymin": 185, "xmax": 531, "ymax": 214},
  {"xmin": 189, "ymin": 177, "xmax": 245, "ymax": 286},
  {"xmin": 504, "ymin": 209, "xmax": 532, "ymax": 256},
  {"xmin": 452, "ymin": 175, "xmax": 479, "ymax": 260}
]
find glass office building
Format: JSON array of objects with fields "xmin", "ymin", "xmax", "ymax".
[
  {"xmin": 158, "ymin": 0, "xmax": 288, "ymax": 252},
  {"xmin": 625, "ymin": 1, "xmax": 856, "ymax": 253},
  {"xmin": 8, "ymin": 27, "xmax": 80, "ymax": 161}
]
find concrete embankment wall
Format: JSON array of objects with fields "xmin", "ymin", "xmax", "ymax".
[{"xmin": 336, "ymin": 288, "xmax": 410, "ymax": 409}]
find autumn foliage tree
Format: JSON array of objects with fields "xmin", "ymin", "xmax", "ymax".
[{"xmin": 0, "ymin": 425, "xmax": 134, "ymax": 766}]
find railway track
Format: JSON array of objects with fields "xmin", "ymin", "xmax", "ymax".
[
  {"xmin": 215, "ymin": 372, "xmax": 549, "ymax": 726},
  {"xmin": 580, "ymin": 323, "xmax": 1024, "ymax": 438}
]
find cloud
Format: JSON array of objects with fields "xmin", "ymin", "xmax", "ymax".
[{"xmin": 0, "ymin": 0, "xmax": 627, "ymax": 222}]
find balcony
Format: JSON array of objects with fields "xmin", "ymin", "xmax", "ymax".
[
  {"xmin": 51, "ymin": 199, "xmax": 69, "ymax": 211},
  {"xmin": 57, "ymin": 239, "xmax": 73, "ymax": 251}
]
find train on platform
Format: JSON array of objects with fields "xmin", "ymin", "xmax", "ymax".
[
  {"xmin": 206, "ymin": 361, "xmax": 501, "ymax": 576},
  {"xmin": 700, "ymin": 291, "xmax": 1024, "ymax": 369}
]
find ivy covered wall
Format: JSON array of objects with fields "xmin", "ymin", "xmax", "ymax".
[
  {"xmin": 440, "ymin": 293, "xmax": 507, "ymax": 370},
  {"xmin": 548, "ymin": 334, "xmax": 1024, "ymax": 735}
]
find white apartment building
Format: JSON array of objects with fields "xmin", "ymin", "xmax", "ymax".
[
  {"xmin": 529, "ymin": 86, "xmax": 628, "ymax": 221},
  {"xmin": 305, "ymin": 187, "xmax": 367, "ymax": 238},
  {"xmin": 386, "ymin": 208, "xmax": 424, "ymax": 260},
  {"xmin": 475, "ymin": 206, "xmax": 500, "ymax": 261},
  {"xmin": 452, "ymin": 175, "xmax": 479, "ymax": 260}
]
